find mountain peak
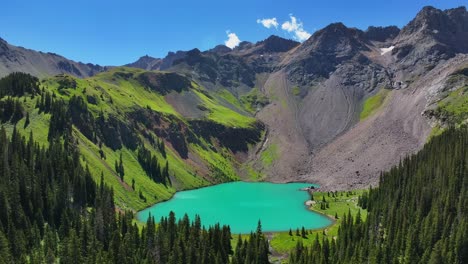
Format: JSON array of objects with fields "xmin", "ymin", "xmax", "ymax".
[
  {"xmin": 396, "ymin": 5, "xmax": 468, "ymax": 52},
  {"xmin": 401, "ymin": 5, "xmax": 462, "ymax": 35},
  {"xmin": 254, "ymin": 35, "xmax": 300, "ymax": 53},
  {"xmin": 308, "ymin": 22, "xmax": 362, "ymax": 41},
  {"xmin": 300, "ymin": 21, "xmax": 368, "ymax": 55},
  {"xmin": 125, "ymin": 55, "xmax": 161, "ymax": 71},
  {"xmin": 264, "ymin": 35, "xmax": 292, "ymax": 42},
  {"xmin": 138, "ymin": 55, "xmax": 159, "ymax": 61},
  {"xmin": 325, "ymin": 22, "xmax": 347, "ymax": 30},
  {"xmin": 209, "ymin": 45, "xmax": 231, "ymax": 54}
]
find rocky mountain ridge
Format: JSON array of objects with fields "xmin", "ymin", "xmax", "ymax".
[{"xmin": 0, "ymin": 37, "xmax": 107, "ymax": 78}]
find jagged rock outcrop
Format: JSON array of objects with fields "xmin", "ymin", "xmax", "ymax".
[
  {"xmin": 286, "ymin": 23, "xmax": 372, "ymax": 83},
  {"xmin": 364, "ymin": 26, "xmax": 400, "ymax": 43},
  {"xmin": 392, "ymin": 6, "xmax": 468, "ymax": 76}
]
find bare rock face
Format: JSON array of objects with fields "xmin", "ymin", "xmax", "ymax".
[
  {"xmin": 364, "ymin": 26, "xmax": 400, "ymax": 42},
  {"xmin": 286, "ymin": 23, "xmax": 372, "ymax": 84},
  {"xmin": 392, "ymin": 6, "xmax": 468, "ymax": 77},
  {"xmin": 256, "ymin": 6, "xmax": 468, "ymax": 188}
]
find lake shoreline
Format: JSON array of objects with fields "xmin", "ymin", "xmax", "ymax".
[
  {"xmin": 136, "ymin": 180, "xmax": 319, "ymax": 215},
  {"xmin": 137, "ymin": 181, "xmax": 330, "ymax": 233}
]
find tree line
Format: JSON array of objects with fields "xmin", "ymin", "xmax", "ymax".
[
  {"xmin": 0, "ymin": 115, "xmax": 270, "ymax": 264},
  {"xmin": 0, "ymin": 72, "xmax": 271, "ymax": 263},
  {"xmin": 137, "ymin": 145, "xmax": 171, "ymax": 185},
  {"xmin": 289, "ymin": 126, "xmax": 468, "ymax": 264}
]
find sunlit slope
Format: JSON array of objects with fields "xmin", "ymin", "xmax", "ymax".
[{"xmin": 1, "ymin": 68, "xmax": 264, "ymax": 210}]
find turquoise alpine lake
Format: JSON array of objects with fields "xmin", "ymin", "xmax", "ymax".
[{"xmin": 137, "ymin": 182, "xmax": 332, "ymax": 234}]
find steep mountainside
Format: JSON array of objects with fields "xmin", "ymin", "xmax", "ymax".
[
  {"xmin": 0, "ymin": 37, "xmax": 107, "ymax": 78},
  {"xmin": 1, "ymin": 5, "xmax": 467, "ymax": 194},
  {"xmin": 150, "ymin": 6, "xmax": 467, "ymax": 189},
  {"xmin": 0, "ymin": 68, "xmax": 264, "ymax": 210}
]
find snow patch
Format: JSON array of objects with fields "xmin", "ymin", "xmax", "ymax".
[{"xmin": 380, "ymin": 46, "xmax": 395, "ymax": 55}]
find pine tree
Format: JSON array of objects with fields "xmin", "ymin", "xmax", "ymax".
[
  {"xmin": 301, "ymin": 227, "xmax": 307, "ymax": 238},
  {"xmin": 24, "ymin": 112, "xmax": 30, "ymax": 128},
  {"xmin": 119, "ymin": 153, "xmax": 124, "ymax": 181}
]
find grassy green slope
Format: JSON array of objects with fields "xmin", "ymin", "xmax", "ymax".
[
  {"xmin": 427, "ymin": 67, "xmax": 468, "ymax": 137},
  {"xmin": 1, "ymin": 68, "xmax": 264, "ymax": 211},
  {"xmin": 435, "ymin": 85, "xmax": 468, "ymax": 123},
  {"xmin": 270, "ymin": 190, "xmax": 368, "ymax": 253}
]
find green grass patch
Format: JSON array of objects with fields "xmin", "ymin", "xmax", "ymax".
[
  {"xmin": 240, "ymin": 88, "xmax": 269, "ymax": 113},
  {"xmin": 244, "ymin": 163, "xmax": 264, "ymax": 181},
  {"xmin": 292, "ymin": 86, "xmax": 300, "ymax": 96},
  {"xmin": 42, "ymin": 69, "xmax": 180, "ymax": 118},
  {"xmin": 360, "ymin": 88, "xmax": 391, "ymax": 120},
  {"xmin": 190, "ymin": 143, "xmax": 239, "ymax": 182},
  {"xmin": 194, "ymin": 89, "xmax": 256, "ymax": 128},
  {"xmin": 428, "ymin": 125, "xmax": 445, "ymax": 142},
  {"xmin": 1, "ymin": 96, "xmax": 51, "ymax": 146},
  {"xmin": 270, "ymin": 190, "xmax": 367, "ymax": 253},
  {"xmin": 260, "ymin": 143, "xmax": 279, "ymax": 167},
  {"xmin": 215, "ymin": 88, "xmax": 245, "ymax": 111},
  {"xmin": 435, "ymin": 86, "xmax": 468, "ymax": 124}
]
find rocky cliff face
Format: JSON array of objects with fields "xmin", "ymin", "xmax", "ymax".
[
  {"xmin": 392, "ymin": 6, "xmax": 468, "ymax": 77},
  {"xmin": 364, "ymin": 26, "xmax": 400, "ymax": 43}
]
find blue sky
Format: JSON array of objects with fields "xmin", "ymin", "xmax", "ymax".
[{"xmin": 1, "ymin": 0, "xmax": 466, "ymax": 65}]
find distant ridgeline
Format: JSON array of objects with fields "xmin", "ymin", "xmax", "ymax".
[
  {"xmin": 0, "ymin": 72, "xmax": 269, "ymax": 263},
  {"xmin": 289, "ymin": 126, "xmax": 468, "ymax": 264}
]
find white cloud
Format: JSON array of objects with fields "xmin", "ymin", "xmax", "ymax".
[
  {"xmin": 294, "ymin": 29, "xmax": 312, "ymax": 42},
  {"xmin": 281, "ymin": 15, "xmax": 311, "ymax": 42},
  {"xmin": 257, "ymin": 18, "xmax": 279, "ymax": 29},
  {"xmin": 224, "ymin": 31, "xmax": 241, "ymax": 49},
  {"xmin": 281, "ymin": 15, "xmax": 299, "ymax": 32}
]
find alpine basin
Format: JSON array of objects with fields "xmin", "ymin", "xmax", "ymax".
[{"xmin": 137, "ymin": 182, "xmax": 332, "ymax": 234}]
